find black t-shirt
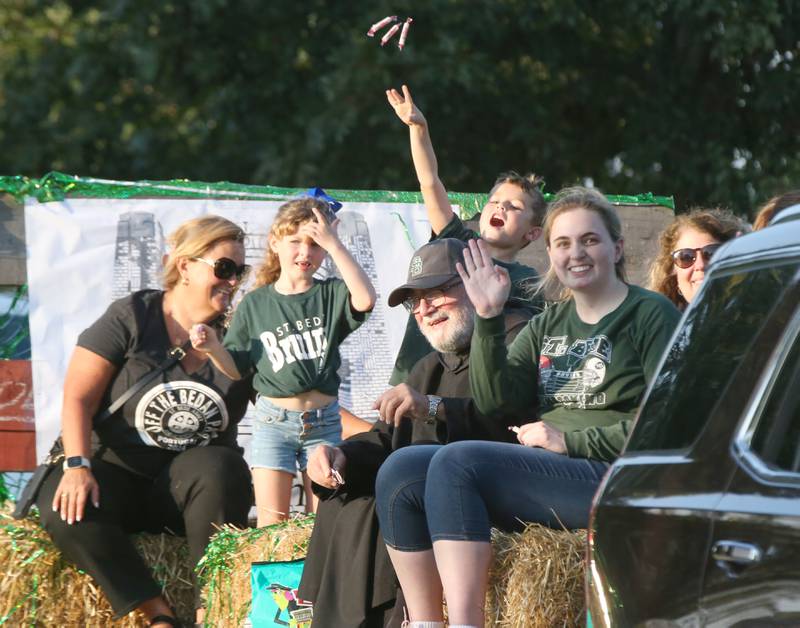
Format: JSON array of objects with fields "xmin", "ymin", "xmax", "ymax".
[{"xmin": 77, "ymin": 290, "xmax": 251, "ymax": 479}]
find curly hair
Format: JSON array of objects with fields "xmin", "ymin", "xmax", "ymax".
[
  {"xmin": 538, "ymin": 186, "xmax": 626, "ymax": 301},
  {"xmin": 752, "ymin": 190, "xmax": 800, "ymax": 231},
  {"xmin": 647, "ymin": 208, "xmax": 749, "ymax": 309},
  {"xmin": 254, "ymin": 197, "xmax": 332, "ymax": 287},
  {"xmin": 163, "ymin": 215, "xmax": 245, "ymax": 290}
]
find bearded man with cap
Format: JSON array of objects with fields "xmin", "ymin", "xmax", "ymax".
[{"xmin": 298, "ymin": 238, "xmax": 532, "ymax": 628}]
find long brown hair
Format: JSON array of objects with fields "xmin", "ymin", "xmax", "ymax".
[
  {"xmin": 647, "ymin": 208, "xmax": 748, "ymax": 309},
  {"xmin": 254, "ymin": 197, "xmax": 332, "ymax": 287},
  {"xmin": 539, "ymin": 186, "xmax": 626, "ymax": 301}
]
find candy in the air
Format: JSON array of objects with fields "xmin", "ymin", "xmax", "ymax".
[
  {"xmin": 380, "ymin": 23, "xmax": 401, "ymax": 47},
  {"xmin": 398, "ymin": 18, "xmax": 413, "ymax": 50},
  {"xmin": 367, "ymin": 14, "xmax": 413, "ymax": 50},
  {"xmin": 367, "ymin": 15, "xmax": 397, "ymax": 37}
]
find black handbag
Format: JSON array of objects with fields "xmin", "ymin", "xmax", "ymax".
[{"xmin": 12, "ymin": 343, "xmax": 190, "ymax": 519}]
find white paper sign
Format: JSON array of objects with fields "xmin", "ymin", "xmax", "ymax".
[{"xmin": 25, "ymin": 197, "xmax": 434, "ymax": 460}]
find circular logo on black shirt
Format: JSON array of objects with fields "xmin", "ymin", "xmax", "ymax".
[{"xmin": 135, "ymin": 381, "xmax": 229, "ymax": 450}]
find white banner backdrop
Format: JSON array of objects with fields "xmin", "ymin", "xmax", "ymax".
[{"xmin": 25, "ymin": 197, "xmax": 434, "ymax": 461}]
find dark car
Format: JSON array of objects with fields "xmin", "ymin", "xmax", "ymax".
[{"xmin": 587, "ymin": 206, "xmax": 800, "ymax": 627}]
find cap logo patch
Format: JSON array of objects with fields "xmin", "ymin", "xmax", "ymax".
[{"xmin": 410, "ymin": 255, "xmax": 423, "ymax": 277}]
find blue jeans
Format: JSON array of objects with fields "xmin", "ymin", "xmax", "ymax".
[
  {"xmin": 375, "ymin": 441, "xmax": 609, "ymax": 550},
  {"xmin": 250, "ymin": 396, "xmax": 341, "ymax": 474}
]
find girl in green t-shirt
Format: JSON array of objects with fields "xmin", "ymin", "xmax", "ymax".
[{"xmin": 192, "ymin": 198, "xmax": 376, "ymax": 526}]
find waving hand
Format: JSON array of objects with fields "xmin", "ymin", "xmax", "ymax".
[{"xmin": 456, "ymin": 239, "xmax": 510, "ymax": 318}]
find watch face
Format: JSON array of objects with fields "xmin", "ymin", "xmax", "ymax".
[{"xmin": 66, "ymin": 456, "xmax": 85, "ymax": 468}]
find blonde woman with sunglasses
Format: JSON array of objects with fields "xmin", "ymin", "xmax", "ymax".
[
  {"xmin": 648, "ymin": 208, "xmax": 749, "ymax": 309},
  {"xmin": 36, "ymin": 215, "xmax": 255, "ymax": 627}
]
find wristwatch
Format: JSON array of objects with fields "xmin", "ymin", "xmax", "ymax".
[
  {"xmin": 426, "ymin": 395, "xmax": 443, "ymax": 422},
  {"xmin": 63, "ymin": 456, "xmax": 92, "ymax": 471}
]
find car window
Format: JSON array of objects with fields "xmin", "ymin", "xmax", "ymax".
[
  {"xmin": 627, "ymin": 263, "xmax": 799, "ymax": 452},
  {"xmin": 747, "ymin": 321, "xmax": 800, "ymax": 473}
]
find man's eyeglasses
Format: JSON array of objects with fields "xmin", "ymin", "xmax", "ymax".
[
  {"xmin": 192, "ymin": 257, "xmax": 251, "ymax": 282},
  {"xmin": 671, "ymin": 244, "xmax": 721, "ymax": 269},
  {"xmin": 402, "ymin": 281, "xmax": 461, "ymax": 313}
]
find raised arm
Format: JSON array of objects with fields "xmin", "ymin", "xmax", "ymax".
[
  {"xmin": 301, "ymin": 207, "xmax": 376, "ymax": 312},
  {"xmin": 386, "ymin": 85, "xmax": 454, "ymax": 234},
  {"xmin": 458, "ymin": 239, "xmax": 539, "ymax": 417}
]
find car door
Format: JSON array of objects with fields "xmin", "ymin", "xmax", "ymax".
[
  {"xmin": 588, "ymin": 261, "xmax": 800, "ymax": 628},
  {"xmin": 698, "ymin": 291, "xmax": 800, "ymax": 626}
]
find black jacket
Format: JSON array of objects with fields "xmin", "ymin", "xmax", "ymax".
[{"xmin": 298, "ymin": 313, "xmax": 528, "ymax": 627}]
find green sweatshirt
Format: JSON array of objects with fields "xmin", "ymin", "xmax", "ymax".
[{"xmin": 470, "ymin": 284, "xmax": 680, "ymax": 461}]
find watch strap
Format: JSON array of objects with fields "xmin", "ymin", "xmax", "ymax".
[
  {"xmin": 63, "ymin": 455, "xmax": 92, "ymax": 471},
  {"xmin": 426, "ymin": 395, "xmax": 443, "ymax": 421}
]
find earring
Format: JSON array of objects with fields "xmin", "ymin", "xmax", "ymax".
[{"xmin": 182, "ymin": 276, "xmax": 189, "ymax": 286}]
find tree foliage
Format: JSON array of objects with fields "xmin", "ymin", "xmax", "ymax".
[{"xmin": 0, "ymin": 0, "xmax": 798, "ymax": 215}]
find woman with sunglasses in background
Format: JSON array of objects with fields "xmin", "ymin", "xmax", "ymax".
[
  {"xmin": 37, "ymin": 215, "xmax": 255, "ymax": 627},
  {"xmin": 648, "ymin": 208, "xmax": 749, "ymax": 310},
  {"xmin": 192, "ymin": 197, "xmax": 376, "ymax": 528}
]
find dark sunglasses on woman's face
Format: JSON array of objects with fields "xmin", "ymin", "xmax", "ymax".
[
  {"xmin": 192, "ymin": 257, "xmax": 251, "ymax": 281},
  {"xmin": 671, "ymin": 243, "xmax": 721, "ymax": 269}
]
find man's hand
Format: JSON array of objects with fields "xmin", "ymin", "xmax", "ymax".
[
  {"xmin": 513, "ymin": 422, "xmax": 567, "ymax": 454},
  {"xmin": 386, "ymin": 84, "xmax": 427, "ymax": 128},
  {"xmin": 373, "ymin": 383, "xmax": 430, "ymax": 427},
  {"xmin": 457, "ymin": 239, "xmax": 510, "ymax": 319},
  {"xmin": 307, "ymin": 445, "xmax": 347, "ymax": 489}
]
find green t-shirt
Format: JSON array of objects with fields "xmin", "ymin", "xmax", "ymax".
[
  {"xmin": 388, "ymin": 214, "xmax": 544, "ymax": 385},
  {"xmin": 470, "ymin": 284, "xmax": 681, "ymax": 461},
  {"xmin": 224, "ymin": 279, "xmax": 367, "ymax": 398}
]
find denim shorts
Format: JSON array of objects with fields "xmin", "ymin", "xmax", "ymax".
[{"xmin": 250, "ymin": 395, "xmax": 342, "ymax": 474}]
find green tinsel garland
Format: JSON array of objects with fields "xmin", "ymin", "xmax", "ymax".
[
  {"xmin": 197, "ymin": 516, "xmax": 315, "ymax": 626},
  {"xmin": 0, "ymin": 171, "xmax": 674, "ymax": 210}
]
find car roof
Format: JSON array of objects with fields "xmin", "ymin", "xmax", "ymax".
[
  {"xmin": 710, "ymin": 205, "xmax": 800, "ymax": 269},
  {"xmin": 771, "ymin": 202, "xmax": 800, "ymax": 226}
]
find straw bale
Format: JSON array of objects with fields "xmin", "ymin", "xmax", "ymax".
[
  {"xmin": 200, "ymin": 515, "xmax": 314, "ymax": 627},
  {"xmin": 199, "ymin": 515, "xmax": 584, "ymax": 627},
  {"xmin": 0, "ymin": 506, "xmax": 195, "ymax": 626},
  {"xmin": 486, "ymin": 524, "xmax": 587, "ymax": 627}
]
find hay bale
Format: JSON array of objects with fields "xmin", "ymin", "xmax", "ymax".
[
  {"xmin": 199, "ymin": 515, "xmax": 314, "ymax": 627},
  {"xmin": 198, "ymin": 516, "xmax": 583, "ymax": 627},
  {"xmin": 486, "ymin": 524, "xmax": 587, "ymax": 627},
  {"xmin": 0, "ymin": 506, "xmax": 195, "ymax": 626}
]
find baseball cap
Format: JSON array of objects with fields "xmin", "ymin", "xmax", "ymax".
[{"xmin": 387, "ymin": 238, "xmax": 467, "ymax": 307}]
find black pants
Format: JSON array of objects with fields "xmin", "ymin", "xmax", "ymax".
[{"xmin": 37, "ymin": 446, "xmax": 251, "ymax": 617}]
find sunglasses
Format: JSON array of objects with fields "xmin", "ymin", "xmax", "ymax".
[
  {"xmin": 671, "ymin": 244, "xmax": 721, "ymax": 269},
  {"xmin": 192, "ymin": 257, "xmax": 251, "ymax": 281},
  {"xmin": 402, "ymin": 280, "xmax": 461, "ymax": 313}
]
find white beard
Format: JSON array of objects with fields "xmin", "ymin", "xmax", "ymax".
[{"xmin": 419, "ymin": 302, "xmax": 475, "ymax": 354}]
